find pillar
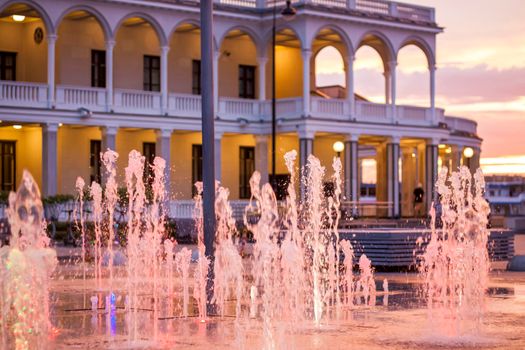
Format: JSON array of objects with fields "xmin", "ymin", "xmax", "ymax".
[
  {"xmin": 451, "ymin": 144, "xmax": 463, "ymax": 171},
  {"xmin": 101, "ymin": 126, "xmax": 117, "ymax": 152},
  {"xmin": 425, "ymin": 140, "xmax": 439, "ymax": 212},
  {"xmin": 401, "ymin": 147, "xmax": 418, "ymax": 217},
  {"xmin": 156, "ymin": 129, "xmax": 172, "ymax": 194},
  {"xmin": 386, "ymin": 137, "xmax": 400, "ymax": 218},
  {"xmin": 299, "ymin": 132, "xmax": 314, "ymax": 199},
  {"xmin": 213, "ymin": 50, "xmax": 220, "ymax": 113},
  {"xmin": 470, "ymin": 147, "xmax": 481, "ymax": 172},
  {"xmin": 429, "ymin": 63, "xmax": 436, "ymax": 124},
  {"xmin": 105, "ymin": 40, "xmax": 115, "ymax": 112},
  {"xmin": 344, "ymin": 134, "xmax": 359, "ymax": 216},
  {"xmin": 215, "ymin": 132, "xmax": 222, "ymax": 182},
  {"xmin": 384, "ymin": 70, "xmax": 391, "ymax": 105},
  {"xmin": 47, "ymin": 34, "xmax": 57, "ymax": 108},
  {"xmin": 302, "ymin": 49, "xmax": 312, "ymax": 117},
  {"xmin": 42, "ymin": 123, "xmax": 58, "ymax": 196},
  {"xmin": 345, "ymin": 55, "xmax": 355, "ymax": 117},
  {"xmin": 255, "ymin": 134, "xmax": 269, "ymax": 184},
  {"xmin": 257, "ymin": 57, "xmax": 267, "ymax": 101},
  {"xmin": 161, "ymin": 45, "xmax": 170, "ymax": 113},
  {"xmin": 388, "ymin": 60, "xmax": 397, "ymax": 122}
]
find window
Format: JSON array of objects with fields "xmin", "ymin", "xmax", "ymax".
[
  {"xmin": 143, "ymin": 55, "xmax": 160, "ymax": 91},
  {"xmin": 239, "ymin": 146, "xmax": 255, "ymax": 199},
  {"xmin": 192, "ymin": 60, "xmax": 201, "ymax": 95},
  {"xmin": 0, "ymin": 52, "xmax": 16, "ymax": 81},
  {"xmin": 192, "ymin": 144, "xmax": 203, "ymax": 196},
  {"xmin": 238, "ymin": 65, "xmax": 255, "ymax": 99},
  {"xmin": 0, "ymin": 141, "xmax": 15, "ymax": 191},
  {"xmin": 91, "ymin": 50, "xmax": 106, "ymax": 88},
  {"xmin": 143, "ymin": 142, "xmax": 156, "ymax": 186},
  {"xmin": 89, "ymin": 140, "xmax": 102, "ymax": 184}
]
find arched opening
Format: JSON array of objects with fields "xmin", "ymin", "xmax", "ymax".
[
  {"xmin": 169, "ymin": 22, "xmax": 200, "ymax": 94},
  {"xmin": 55, "ymin": 10, "xmax": 107, "ymax": 88},
  {"xmin": 219, "ymin": 29, "xmax": 258, "ymax": 99},
  {"xmin": 114, "ymin": 16, "xmax": 161, "ymax": 91},
  {"xmin": 0, "ymin": 3, "xmax": 49, "ymax": 83},
  {"xmin": 268, "ymin": 28, "xmax": 302, "ymax": 99},
  {"xmin": 314, "ymin": 46, "xmax": 345, "ymax": 98},
  {"xmin": 397, "ymin": 45, "xmax": 429, "ymax": 107},
  {"xmin": 312, "ymin": 27, "xmax": 349, "ymax": 99},
  {"xmin": 354, "ymin": 46, "xmax": 386, "ymax": 104}
]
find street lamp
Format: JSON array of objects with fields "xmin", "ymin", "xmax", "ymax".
[
  {"xmin": 271, "ymin": 0, "xmax": 296, "ymax": 190},
  {"xmin": 463, "ymin": 146, "xmax": 474, "ymax": 169},
  {"xmin": 333, "ymin": 141, "xmax": 344, "ymax": 158}
]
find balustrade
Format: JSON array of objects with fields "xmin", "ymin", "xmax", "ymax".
[
  {"xmin": 0, "ymin": 81, "xmax": 48, "ymax": 108},
  {"xmin": 56, "ymin": 85, "xmax": 106, "ymax": 111}
]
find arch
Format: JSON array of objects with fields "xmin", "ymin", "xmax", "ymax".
[
  {"xmin": 262, "ymin": 24, "xmax": 304, "ymax": 52},
  {"xmin": 168, "ymin": 19, "xmax": 219, "ymax": 52},
  {"xmin": 0, "ymin": 0, "xmax": 54, "ymax": 34},
  {"xmin": 218, "ymin": 25, "xmax": 262, "ymax": 55},
  {"xmin": 311, "ymin": 24, "xmax": 354, "ymax": 57},
  {"xmin": 355, "ymin": 30, "xmax": 396, "ymax": 70},
  {"xmin": 314, "ymin": 46, "xmax": 346, "ymax": 89},
  {"xmin": 397, "ymin": 35, "xmax": 435, "ymax": 67},
  {"xmin": 114, "ymin": 12, "xmax": 168, "ymax": 47},
  {"xmin": 54, "ymin": 5, "xmax": 111, "ymax": 41}
]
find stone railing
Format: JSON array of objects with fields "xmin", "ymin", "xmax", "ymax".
[
  {"xmin": 114, "ymin": 89, "xmax": 162, "ymax": 114},
  {"xmin": 0, "ymin": 80, "xmax": 48, "ymax": 108},
  {"xmin": 56, "ymin": 85, "xmax": 106, "ymax": 111},
  {"xmin": 445, "ymin": 116, "xmax": 477, "ymax": 135}
]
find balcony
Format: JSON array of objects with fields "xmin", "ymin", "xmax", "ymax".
[{"xmin": 0, "ymin": 80, "xmax": 473, "ymax": 132}]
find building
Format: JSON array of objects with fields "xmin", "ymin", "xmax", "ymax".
[
  {"xmin": 486, "ymin": 175, "xmax": 525, "ymax": 217},
  {"xmin": 0, "ymin": 0, "xmax": 481, "ymax": 218}
]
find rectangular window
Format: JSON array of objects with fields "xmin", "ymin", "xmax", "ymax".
[
  {"xmin": 238, "ymin": 65, "xmax": 255, "ymax": 99},
  {"xmin": 192, "ymin": 144, "xmax": 203, "ymax": 196},
  {"xmin": 89, "ymin": 140, "xmax": 102, "ymax": 184},
  {"xmin": 239, "ymin": 146, "xmax": 255, "ymax": 199},
  {"xmin": 143, "ymin": 142, "xmax": 156, "ymax": 186},
  {"xmin": 91, "ymin": 50, "xmax": 106, "ymax": 88},
  {"xmin": 143, "ymin": 55, "xmax": 160, "ymax": 92},
  {"xmin": 0, "ymin": 141, "xmax": 16, "ymax": 191},
  {"xmin": 0, "ymin": 51, "xmax": 17, "ymax": 81},
  {"xmin": 192, "ymin": 59, "xmax": 201, "ymax": 95}
]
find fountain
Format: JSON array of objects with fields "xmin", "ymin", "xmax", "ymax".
[{"xmin": 0, "ymin": 149, "xmax": 522, "ymax": 349}]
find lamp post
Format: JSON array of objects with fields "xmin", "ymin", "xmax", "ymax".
[
  {"xmin": 463, "ymin": 146, "xmax": 474, "ymax": 170},
  {"xmin": 333, "ymin": 141, "xmax": 344, "ymax": 158},
  {"xmin": 271, "ymin": 0, "xmax": 296, "ymax": 190}
]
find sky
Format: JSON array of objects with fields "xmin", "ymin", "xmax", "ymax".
[{"xmin": 315, "ymin": 0, "xmax": 525, "ymax": 174}]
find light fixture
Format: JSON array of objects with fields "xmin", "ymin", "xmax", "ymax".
[
  {"xmin": 12, "ymin": 15, "xmax": 25, "ymax": 22},
  {"xmin": 411, "ymin": 152, "xmax": 416, "ymax": 158},
  {"xmin": 438, "ymin": 144, "xmax": 446, "ymax": 149},
  {"xmin": 13, "ymin": 125, "xmax": 22, "ymax": 129},
  {"xmin": 58, "ymin": 123, "xmax": 63, "ymax": 127},
  {"xmin": 445, "ymin": 147, "xmax": 452, "ymax": 154},
  {"xmin": 463, "ymin": 147, "xmax": 474, "ymax": 159},
  {"xmin": 333, "ymin": 141, "xmax": 344, "ymax": 153},
  {"xmin": 281, "ymin": 0, "xmax": 297, "ymax": 21}
]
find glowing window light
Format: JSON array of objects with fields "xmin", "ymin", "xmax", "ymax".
[
  {"xmin": 12, "ymin": 15, "xmax": 25, "ymax": 22},
  {"xmin": 13, "ymin": 125, "xmax": 22, "ymax": 129}
]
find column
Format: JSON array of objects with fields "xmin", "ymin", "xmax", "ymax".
[
  {"xmin": 302, "ymin": 49, "xmax": 312, "ymax": 117},
  {"xmin": 215, "ymin": 132, "xmax": 222, "ymax": 182},
  {"xmin": 47, "ymin": 34, "xmax": 57, "ymax": 108},
  {"xmin": 105, "ymin": 40, "xmax": 115, "ymax": 112},
  {"xmin": 429, "ymin": 63, "xmax": 436, "ymax": 124},
  {"xmin": 401, "ymin": 147, "xmax": 418, "ymax": 217},
  {"xmin": 299, "ymin": 132, "xmax": 314, "ymax": 199},
  {"xmin": 101, "ymin": 126, "xmax": 117, "ymax": 152},
  {"xmin": 161, "ymin": 45, "xmax": 170, "ymax": 113},
  {"xmin": 345, "ymin": 55, "xmax": 355, "ymax": 118},
  {"xmin": 344, "ymin": 134, "xmax": 359, "ymax": 216},
  {"xmin": 470, "ymin": 147, "xmax": 481, "ymax": 172},
  {"xmin": 425, "ymin": 140, "xmax": 439, "ymax": 213},
  {"xmin": 213, "ymin": 50, "xmax": 220, "ymax": 113},
  {"xmin": 42, "ymin": 123, "xmax": 58, "ymax": 196},
  {"xmin": 388, "ymin": 60, "xmax": 397, "ymax": 122},
  {"xmin": 156, "ymin": 129, "xmax": 172, "ymax": 194},
  {"xmin": 386, "ymin": 137, "xmax": 400, "ymax": 218},
  {"xmin": 451, "ymin": 144, "xmax": 463, "ymax": 171},
  {"xmin": 384, "ymin": 70, "xmax": 391, "ymax": 105},
  {"xmin": 257, "ymin": 57, "xmax": 267, "ymax": 101},
  {"xmin": 255, "ymin": 134, "xmax": 269, "ymax": 184}
]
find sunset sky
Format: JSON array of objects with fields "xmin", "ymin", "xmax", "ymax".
[{"xmin": 315, "ymin": 0, "xmax": 525, "ymax": 174}]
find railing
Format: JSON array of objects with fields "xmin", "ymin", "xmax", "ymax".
[
  {"xmin": 260, "ymin": 97, "xmax": 303, "ymax": 118},
  {"xmin": 0, "ymin": 80, "xmax": 48, "ymax": 108},
  {"xmin": 219, "ymin": 97, "xmax": 261, "ymax": 121},
  {"xmin": 56, "ymin": 85, "xmax": 106, "ymax": 111},
  {"xmin": 311, "ymin": 0, "xmax": 346, "ymax": 8},
  {"xmin": 168, "ymin": 93, "xmax": 201, "ymax": 117},
  {"xmin": 114, "ymin": 89, "xmax": 161, "ymax": 113},
  {"xmin": 356, "ymin": 0, "xmax": 389, "ymax": 15},
  {"xmin": 445, "ymin": 116, "xmax": 477, "ymax": 135},
  {"xmin": 355, "ymin": 101, "xmax": 389, "ymax": 122},
  {"xmin": 396, "ymin": 104, "xmax": 432, "ymax": 125},
  {"xmin": 219, "ymin": 0, "xmax": 257, "ymax": 7},
  {"xmin": 311, "ymin": 97, "xmax": 346, "ymax": 119},
  {"xmin": 168, "ymin": 199, "xmax": 249, "ymax": 220}
]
